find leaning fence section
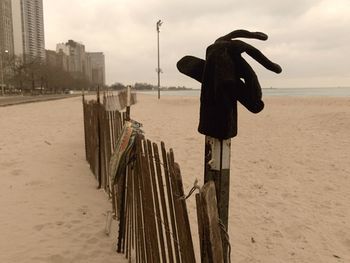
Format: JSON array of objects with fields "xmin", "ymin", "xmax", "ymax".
[
  {"xmin": 115, "ymin": 134, "xmax": 196, "ymax": 263},
  {"xmin": 82, "ymin": 89, "xmax": 197, "ymax": 262},
  {"xmin": 82, "ymin": 89, "xmax": 226, "ymax": 262},
  {"xmin": 82, "ymin": 90, "xmax": 135, "ymax": 192}
]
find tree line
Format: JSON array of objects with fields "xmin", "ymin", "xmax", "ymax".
[
  {"xmin": 109, "ymin": 82, "xmax": 191, "ymax": 91},
  {"xmin": 2, "ymin": 54, "xmax": 191, "ymax": 95},
  {"xmin": 2, "ymin": 54, "xmax": 93, "ymax": 95}
]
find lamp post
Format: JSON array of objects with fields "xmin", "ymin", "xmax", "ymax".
[
  {"xmin": 0, "ymin": 50, "xmax": 9, "ymax": 96},
  {"xmin": 156, "ymin": 20, "xmax": 163, "ymax": 99}
]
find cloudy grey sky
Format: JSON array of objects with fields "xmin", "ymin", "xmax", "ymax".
[{"xmin": 43, "ymin": 0, "xmax": 349, "ymax": 88}]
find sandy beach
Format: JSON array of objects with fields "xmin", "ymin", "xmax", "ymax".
[
  {"xmin": 1, "ymin": 94, "xmax": 349, "ymax": 262},
  {"xmin": 0, "ymin": 97, "xmax": 125, "ymax": 263}
]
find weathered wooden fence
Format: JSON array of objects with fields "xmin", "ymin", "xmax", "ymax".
[
  {"xmin": 83, "ymin": 89, "xmax": 228, "ymax": 262},
  {"xmin": 82, "ymin": 89, "xmax": 137, "ymax": 192},
  {"xmin": 83, "ymin": 95, "xmax": 123, "ymax": 191},
  {"xmin": 115, "ymin": 134, "xmax": 196, "ymax": 262},
  {"xmin": 82, "ymin": 89, "xmax": 198, "ymax": 262}
]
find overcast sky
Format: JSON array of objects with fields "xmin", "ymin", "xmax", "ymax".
[{"xmin": 43, "ymin": 0, "xmax": 349, "ymax": 88}]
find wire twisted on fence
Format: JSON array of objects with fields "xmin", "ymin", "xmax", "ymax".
[
  {"xmin": 218, "ymin": 217, "xmax": 232, "ymax": 263},
  {"xmin": 177, "ymin": 179, "xmax": 201, "ymax": 201}
]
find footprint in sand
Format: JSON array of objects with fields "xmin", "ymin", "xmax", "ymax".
[
  {"xmin": 64, "ymin": 212, "xmax": 73, "ymax": 217},
  {"xmin": 71, "ymin": 219, "xmax": 81, "ymax": 224},
  {"xmin": 55, "ymin": 221, "xmax": 64, "ymax": 226},
  {"xmin": 47, "ymin": 254, "xmax": 67, "ymax": 263},
  {"xmin": 79, "ymin": 232, "xmax": 91, "ymax": 238},
  {"xmin": 64, "ymin": 223, "xmax": 73, "ymax": 229},
  {"xmin": 0, "ymin": 160, "xmax": 17, "ymax": 167},
  {"xmin": 25, "ymin": 180, "xmax": 45, "ymax": 187},
  {"xmin": 343, "ymin": 238, "xmax": 350, "ymax": 248},
  {"xmin": 33, "ymin": 224, "xmax": 45, "ymax": 231},
  {"xmin": 89, "ymin": 249, "xmax": 102, "ymax": 257},
  {"xmin": 34, "ymin": 222, "xmax": 53, "ymax": 231},
  {"xmin": 336, "ymin": 231, "xmax": 350, "ymax": 249},
  {"xmin": 77, "ymin": 206, "xmax": 89, "ymax": 216},
  {"xmin": 11, "ymin": 169, "xmax": 23, "ymax": 176},
  {"xmin": 86, "ymin": 237, "xmax": 98, "ymax": 244},
  {"xmin": 284, "ymin": 225, "xmax": 309, "ymax": 243}
]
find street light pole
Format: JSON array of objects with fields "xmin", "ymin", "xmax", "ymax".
[
  {"xmin": 156, "ymin": 20, "xmax": 163, "ymax": 99},
  {"xmin": 0, "ymin": 50, "xmax": 9, "ymax": 96}
]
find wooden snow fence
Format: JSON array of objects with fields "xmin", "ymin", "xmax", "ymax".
[
  {"xmin": 82, "ymin": 90, "xmax": 136, "ymax": 192},
  {"xmin": 83, "ymin": 89, "xmax": 226, "ymax": 262},
  {"xmin": 115, "ymin": 134, "xmax": 196, "ymax": 263}
]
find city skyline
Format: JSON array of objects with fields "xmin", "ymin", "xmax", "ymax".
[
  {"xmin": 42, "ymin": 0, "xmax": 350, "ymax": 88},
  {"xmin": 0, "ymin": 0, "xmax": 106, "ymax": 90}
]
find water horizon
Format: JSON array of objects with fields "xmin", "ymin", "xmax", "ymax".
[{"xmin": 136, "ymin": 87, "xmax": 350, "ymax": 97}]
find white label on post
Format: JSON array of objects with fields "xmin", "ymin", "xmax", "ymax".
[
  {"xmin": 222, "ymin": 139, "xmax": 231, "ymax": 170},
  {"xmin": 206, "ymin": 136, "xmax": 231, "ymax": 171}
]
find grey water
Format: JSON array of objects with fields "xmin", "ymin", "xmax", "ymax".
[{"xmin": 137, "ymin": 87, "xmax": 350, "ymax": 97}]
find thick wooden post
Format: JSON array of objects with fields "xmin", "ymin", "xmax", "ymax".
[
  {"xmin": 204, "ymin": 136, "xmax": 231, "ymax": 261},
  {"xmin": 197, "ymin": 181, "xmax": 224, "ymax": 263}
]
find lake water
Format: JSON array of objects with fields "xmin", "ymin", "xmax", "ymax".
[{"xmin": 137, "ymin": 87, "xmax": 350, "ymax": 97}]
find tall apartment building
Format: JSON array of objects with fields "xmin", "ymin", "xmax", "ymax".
[
  {"xmin": 0, "ymin": 0, "xmax": 14, "ymax": 55},
  {"xmin": 57, "ymin": 40, "xmax": 92, "ymax": 82},
  {"xmin": 12, "ymin": 0, "xmax": 45, "ymax": 60},
  {"xmin": 45, "ymin": 49, "xmax": 69, "ymax": 71},
  {"xmin": 87, "ymin": 52, "xmax": 105, "ymax": 86},
  {"xmin": 54, "ymin": 40, "xmax": 106, "ymax": 86}
]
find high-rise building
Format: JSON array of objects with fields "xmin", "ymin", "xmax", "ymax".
[
  {"xmin": 0, "ymin": 0, "xmax": 14, "ymax": 55},
  {"xmin": 57, "ymin": 40, "xmax": 85, "ymax": 74},
  {"xmin": 45, "ymin": 49, "xmax": 69, "ymax": 71},
  {"xmin": 87, "ymin": 52, "xmax": 105, "ymax": 86},
  {"xmin": 12, "ymin": 0, "xmax": 45, "ymax": 60},
  {"xmin": 57, "ymin": 40, "xmax": 93, "ymax": 82},
  {"xmin": 55, "ymin": 40, "xmax": 106, "ymax": 85}
]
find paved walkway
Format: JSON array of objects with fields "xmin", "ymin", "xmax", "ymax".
[{"xmin": 0, "ymin": 94, "xmax": 82, "ymax": 107}]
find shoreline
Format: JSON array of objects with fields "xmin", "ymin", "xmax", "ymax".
[{"xmin": 136, "ymin": 86, "xmax": 350, "ymax": 97}]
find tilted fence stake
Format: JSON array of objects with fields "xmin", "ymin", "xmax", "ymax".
[
  {"xmin": 196, "ymin": 181, "xmax": 224, "ymax": 263},
  {"xmin": 204, "ymin": 136, "xmax": 231, "ymax": 260},
  {"xmin": 96, "ymin": 85, "xmax": 102, "ymax": 188},
  {"xmin": 161, "ymin": 142, "xmax": 181, "ymax": 263},
  {"xmin": 153, "ymin": 143, "xmax": 175, "ymax": 263}
]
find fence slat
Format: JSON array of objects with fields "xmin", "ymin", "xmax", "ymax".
[
  {"xmin": 161, "ymin": 142, "xmax": 181, "ymax": 263},
  {"xmin": 142, "ymin": 139, "xmax": 160, "ymax": 263},
  {"xmin": 169, "ymin": 149, "xmax": 196, "ymax": 263},
  {"xmin": 147, "ymin": 140, "xmax": 167, "ymax": 262},
  {"xmin": 153, "ymin": 143, "xmax": 174, "ymax": 263}
]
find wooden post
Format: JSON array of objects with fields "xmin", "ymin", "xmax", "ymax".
[
  {"xmin": 97, "ymin": 85, "xmax": 102, "ymax": 188},
  {"xmin": 126, "ymin": 85, "xmax": 131, "ymax": 121},
  {"xmin": 204, "ymin": 136, "xmax": 231, "ymax": 261},
  {"xmin": 197, "ymin": 181, "xmax": 224, "ymax": 263},
  {"xmin": 82, "ymin": 86, "xmax": 85, "ymax": 103}
]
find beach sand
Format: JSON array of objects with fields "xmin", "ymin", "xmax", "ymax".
[
  {"xmin": 0, "ymin": 97, "xmax": 125, "ymax": 263},
  {"xmin": 1, "ymin": 94, "xmax": 349, "ymax": 262}
]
